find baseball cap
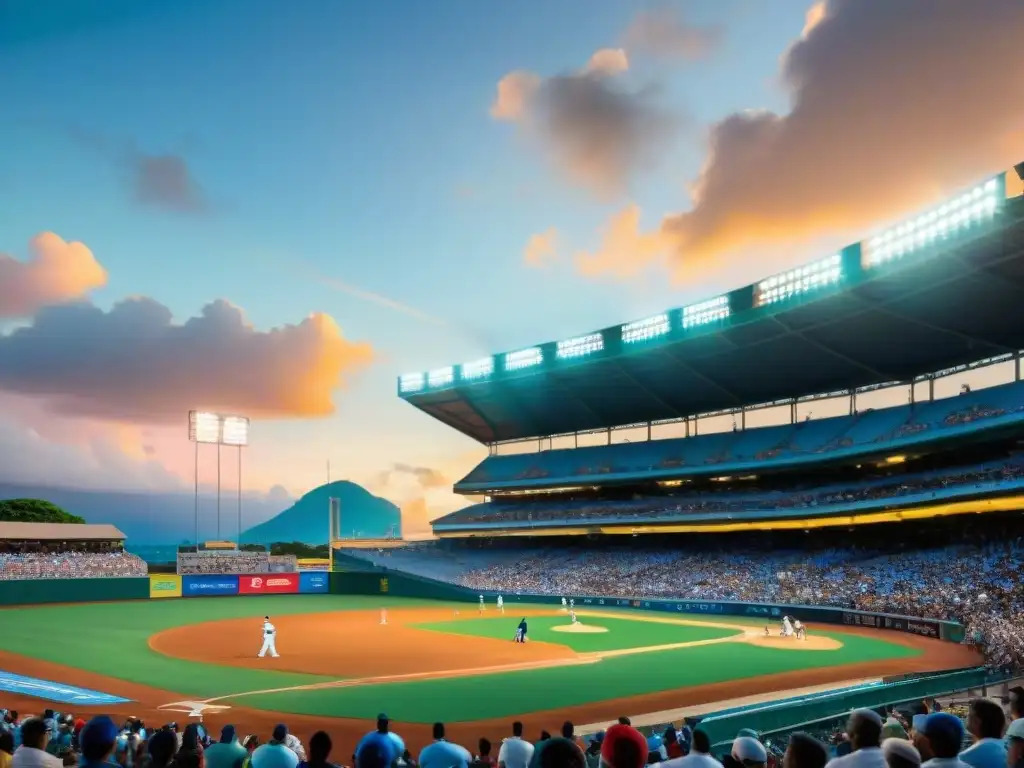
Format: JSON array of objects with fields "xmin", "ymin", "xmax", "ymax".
[
  {"xmin": 1006, "ymin": 719, "xmax": 1024, "ymax": 740},
  {"xmin": 732, "ymin": 736, "xmax": 768, "ymax": 765},
  {"xmin": 357, "ymin": 733, "xmax": 397, "ymax": 768},
  {"xmin": 272, "ymin": 724, "xmax": 288, "ymax": 742},
  {"xmin": 80, "ymin": 716, "xmax": 119, "ymax": 759},
  {"xmin": 882, "ymin": 718, "xmax": 908, "ymax": 740},
  {"xmin": 923, "ymin": 713, "xmax": 964, "ymax": 745},
  {"xmin": 601, "ymin": 724, "xmax": 648, "ymax": 768}
]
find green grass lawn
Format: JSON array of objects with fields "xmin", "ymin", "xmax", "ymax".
[
  {"xmin": 0, "ymin": 596, "xmax": 921, "ymax": 722},
  {"xmin": 415, "ymin": 615, "xmax": 739, "ymax": 652}
]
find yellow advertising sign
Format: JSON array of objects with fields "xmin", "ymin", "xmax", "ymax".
[
  {"xmin": 380, "ymin": 578, "xmax": 389, "ymax": 593},
  {"xmin": 149, "ymin": 574, "xmax": 182, "ymax": 599}
]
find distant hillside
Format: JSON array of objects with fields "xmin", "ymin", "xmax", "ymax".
[
  {"xmin": 0, "ymin": 483, "xmax": 285, "ymax": 545},
  {"xmin": 242, "ymin": 481, "xmax": 401, "ymax": 545},
  {"xmin": 0, "ymin": 498, "xmax": 85, "ymax": 524}
]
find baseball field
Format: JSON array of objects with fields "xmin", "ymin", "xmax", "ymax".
[{"xmin": 0, "ymin": 595, "xmax": 981, "ymax": 746}]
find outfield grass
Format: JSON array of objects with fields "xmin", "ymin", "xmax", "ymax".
[
  {"xmin": 415, "ymin": 615, "xmax": 739, "ymax": 652},
  {"xmin": 0, "ymin": 596, "xmax": 921, "ymax": 722}
]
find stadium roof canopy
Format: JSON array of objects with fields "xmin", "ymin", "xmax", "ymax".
[
  {"xmin": 0, "ymin": 522, "xmax": 126, "ymax": 541},
  {"xmin": 400, "ymin": 167, "xmax": 1024, "ymax": 444}
]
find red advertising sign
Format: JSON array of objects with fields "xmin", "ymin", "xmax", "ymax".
[{"xmin": 237, "ymin": 573, "xmax": 299, "ymax": 594}]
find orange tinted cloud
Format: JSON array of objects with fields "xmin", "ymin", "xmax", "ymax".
[
  {"xmin": 0, "ymin": 297, "xmax": 372, "ymax": 422},
  {"xmin": 576, "ymin": 205, "xmax": 674, "ymax": 279},
  {"xmin": 0, "ymin": 233, "xmax": 107, "ymax": 319},
  {"xmin": 523, "ymin": 228, "xmax": 560, "ymax": 268},
  {"xmin": 490, "ymin": 50, "xmax": 675, "ymax": 196},
  {"xmin": 580, "ymin": 0, "xmax": 1024, "ymax": 281}
]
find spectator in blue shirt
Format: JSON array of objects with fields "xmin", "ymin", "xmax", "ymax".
[
  {"xmin": 252, "ymin": 726, "xmax": 298, "ymax": 768},
  {"xmin": 419, "ymin": 723, "xmax": 470, "ymax": 768},
  {"xmin": 355, "ymin": 716, "xmax": 404, "ymax": 763},
  {"xmin": 205, "ymin": 727, "xmax": 248, "ymax": 768},
  {"xmin": 960, "ymin": 699, "xmax": 1006, "ymax": 768}
]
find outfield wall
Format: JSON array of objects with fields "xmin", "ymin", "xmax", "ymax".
[{"xmin": 328, "ymin": 567, "xmax": 965, "ymax": 643}]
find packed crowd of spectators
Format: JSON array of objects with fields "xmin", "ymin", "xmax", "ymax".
[
  {"xmin": 2, "ymin": 694, "xmax": 1022, "ymax": 768},
  {"xmin": 176, "ymin": 552, "xmax": 298, "ymax": 575},
  {"xmin": 442, "ymin": 458, "xmax": 1024, "ymax": 526},
  {"xmin": 456, "ymin": 519, "xmax": 1024, "ymax": 670},
  {"xmin": 0, "ymin": 550, "xmax": 147, "ymax": 581}
]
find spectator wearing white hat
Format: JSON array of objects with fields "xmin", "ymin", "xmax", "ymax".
[
  {"xmin": 826, "ymin": 711, "xmax": 886, "ymax": 768},
  {"xmin": 1004, "ymin": 719, "xmax": 1024, "ymax": 768},
  {"xmin": 881, "ymin": 740, "xmax": 920, "ymax": 768}
]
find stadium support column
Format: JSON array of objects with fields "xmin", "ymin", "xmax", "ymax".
[
  {"xmin": 194, "ymin": 441, "xmax": 199, "ymax": 547},
  {"xmin": 237, "ymin": 446, "xmax": 242, "ymax": 547}
]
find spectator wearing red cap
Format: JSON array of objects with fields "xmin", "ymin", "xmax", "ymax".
[{"xmin": 601, "ymin": 725, "xmax": 648, "ymax": 768}]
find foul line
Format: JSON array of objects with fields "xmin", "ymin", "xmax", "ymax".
[{"xmin": 201, "ymin": 613, "xmax": 753, "ymax": 705}]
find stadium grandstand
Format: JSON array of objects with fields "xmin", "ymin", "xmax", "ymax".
[
  {"xmin": 0, "ymin": 522, "xmax": 146, "ymax": 580},
  {"xmin": 375, "ymin": 165, "xmax": 1024, "ymax": 671}
]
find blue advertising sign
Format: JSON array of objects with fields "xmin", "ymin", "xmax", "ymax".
[
  {"xmin": 182, "ymin": 575, "xmax": 239, "ymax": 597},
  {"xmin": 299, "ymin": 571, "xmax": 329, "ymax": 594}
]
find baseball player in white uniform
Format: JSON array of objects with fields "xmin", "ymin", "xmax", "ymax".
[
  {"xmin": 497, "ymin": 595, "xmax": 504, "ymax": 614},
  {"xmin": 479, "ymin": 595, "xmax": 485, "ymax": 614},
  {"xmin": 561, "ymin": 597, "xmax": 568, "ymax": 612},
  {"xmin": 259, "ymin": 616, "xmax": 279, "ymax": 657},
  {"xmin": 570, "ymin": 610, "xmax": 578, "ymax": 625},
  {"xmin": 781, "ymin": 615, "xmax": 794, "ymax": 637},
  {"xmin": 794, "ymin": 619, "xmax": 806, "ymax": 639}
]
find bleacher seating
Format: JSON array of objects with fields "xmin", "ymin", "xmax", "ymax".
[
  {"xmin": 436, "ymin": 456, "xmax": 1024, "ymax": 527},
  {"xmin": 458, "ymin": 382, "xmax": 1024, "ymax": 488},
  {"xmin": 0, "ymin": 550, "xmax": 147, "ymax": 580},
  {"xmin": 176, "ymin": 551, "xmax": 298, "ymax": 575}
]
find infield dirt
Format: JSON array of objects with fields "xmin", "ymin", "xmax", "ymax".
[{"xmin": 0, "ymin": 606, "xmax": 982, "ymax": 751}]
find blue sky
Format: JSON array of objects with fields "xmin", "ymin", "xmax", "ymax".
[{"xmin": 1, "ymin": 0, "xmax": 1019, "ymax": 527}]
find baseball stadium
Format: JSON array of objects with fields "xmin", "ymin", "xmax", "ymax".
[{"xmin": 4, "ymin": 164, "xmax": 1024, "ymax": 762}]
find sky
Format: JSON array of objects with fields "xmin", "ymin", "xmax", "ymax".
[{"xmin": 1, "ymin": 0, "xmax": 1022, "ymax": 535}]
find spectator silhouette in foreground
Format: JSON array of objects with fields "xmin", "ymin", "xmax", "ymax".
[
  {"xmin": 13, "ymin": 717, "xmax": 62, "ymax": 768},
  {"xmin": 600, "ymin": 725, "xmax": 648, "ymax": 768},
  {"xmin": 880, "ymin": 741, "xmax": 920, "ymax": 768},
  {"xmin": 531, "ymin": 737, "xmax": 584, "ymax": 768},
  {"xmin": 79, "ymin": 717, "xmax": 121, "ymax": 768},
  {"xmin": 205, "ymin": 728, "xmax": 247, "ymax": 768},
  {"xmin": 473, "ymin": 738, "xmax": 495, "ymax": 768},
  {"xmin": 783, "ymin": 734, "xmax": 827, "ymax": 768},
  {"xmin": 299, "ymin": 731, "xmax": 337, "ymax": 768},
  {"xmin": 498, "ymin": 722, "xmax": 533, "ymax": 768},
  {"xmin": 356, "ymin": 715, "xmax": 404, "ymax": 766},
  {"xmin": 959, "ymin": 699, "xmax": 1006, "ymax": 768},
  {"xmin": 665, "ymin": 728, "xmax": 717, "ymax": 768},
  {"xmin": 1004, "ymin": 720, "xmax": 1024, "ymax": 768},
  {"xmin": 252, "ymin": 726, "xmax": 298, "ymax": 768},
  {"xmin": 825, "ymin": 710, "xmax": 884, "ymax": 768},
  {"xmin": 142, "ymin": 731, "xmax": 179, "ymax": 768},
  {"xmin": 419, "ymin": 723, "xmax": 470, "ymax": 768},
  {"xmin": 920, "ymin": 713, "xmax": 969, "ymax": 768},
  {"xmin": 1, "ymin": 730, "xmax": 14, "ymax": 768}
]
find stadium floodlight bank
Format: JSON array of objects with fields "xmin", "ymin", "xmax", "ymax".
[
  {"xmin": 187, "ymin": 411, "xmax": 250, "ymax": 550},
  {"xmin": 397, "ymin": 164, "xmax": 1024, "ymax": 445}
]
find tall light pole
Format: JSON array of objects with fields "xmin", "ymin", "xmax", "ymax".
[{"xmin": 189, "ymin": 412, "xmax": 250, "ymax": 548}]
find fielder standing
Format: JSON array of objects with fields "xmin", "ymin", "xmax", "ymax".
[{"xmin": 259, "ymin": 616, "xmax": 279, "ymax": 658}]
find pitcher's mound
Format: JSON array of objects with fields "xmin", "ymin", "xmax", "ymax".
[
  {"xmin": 746, "ymin": 634, "xmax": 842, "ymax": 651},
  {"xmin": 552, "ymin": 623, "xmax": 608, "ymax": 634}
]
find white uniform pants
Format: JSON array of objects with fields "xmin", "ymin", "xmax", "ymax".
[{"xmin": 259, "ymin": 635, "xmax": 279, "ymax": 657}]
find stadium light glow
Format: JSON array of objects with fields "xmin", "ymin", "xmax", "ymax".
[
  {"xmin": 504, "ymin": 347, "xmax": 543, "ymax": 371},
  {"xmin": 461, "ymin": 357, "xmax": 494, "ymax": 381},
  {"xmin": 756, "ymin": 254, "xmax": 842, "ymax": 306},
  {"xmin": 622, "ymin": 314, "xmax": 670, "ymax": 344},
  {"xmin": 428, "ymin": 366, "xmax": 455, "ymax": 388},
  {"xmin": 399, "ymin": 373, "xmax": 425, "ymax": 393},
  {"xmin": 188, "ymin": 411, "xmax": 250, "ymax": 447},
  {"xmin": 682, "ymin": 295, "xmax": 729, "ymax": 329},
  {"xmin": 557, "ymin": 332, "xmax": 604, "ymax": 360},
  {"xmin": 864, "ymin": 179, "xmax": 1001, "ymax": 267}
]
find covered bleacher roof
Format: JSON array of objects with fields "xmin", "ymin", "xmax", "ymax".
[
  {"xmin": 0, "ymin": 522, "xmax": 126, "ymax": 541},
  {"xmin": 400, "ymin": 169, "xmax": 1024, "ymax": 444}
]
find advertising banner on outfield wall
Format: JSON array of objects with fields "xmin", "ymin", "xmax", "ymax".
[
  {"xmin": 149, "ymin": 575, "xmax": 182, "ymax": 599},
  {"xmin": 182, "ymin": 575, "xmax": 239, "ymax": 597},
  {"xmin": 238, "ymin": 573, "xmax": 299, "ymax": 594},
  {"xmin": 299, "ymin": 571, "xmax": 329, "ymax": 593}
]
